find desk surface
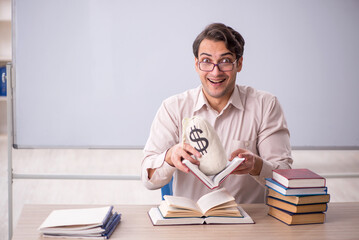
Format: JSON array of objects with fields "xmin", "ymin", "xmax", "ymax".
[{"xmin": 12, "ymin": 203, "xmax": 359, "ymax": 240}]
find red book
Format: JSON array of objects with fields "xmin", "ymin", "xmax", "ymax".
[{"xmin": 272, "ymin": 169, "xmax": 326, "ymax": 188}]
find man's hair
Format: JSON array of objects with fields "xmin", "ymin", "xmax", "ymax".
[{"xmin": 192, "ymin": 23, "xmax": 245, "ymax": 60}]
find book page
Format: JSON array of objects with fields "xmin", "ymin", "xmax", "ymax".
[
  {"xmin": 183, "ymin": 157, "xmax": 244, "ymax": 189},
  {"xmin": 148, "ymin": 208, "xmax": 204, "ymax": 225},
  {"xmin": 204, "ymin": 206, "xmax": 253, "ymax": 224},
  {"xmin": 182, "ymin": 160, "xmax": 214, "ymax": 188},
  {"xmin": 205, "ymin": 206, "xmax": 242, "ymax": 217},
  {"xmin": 164, "ymin": 195, "xmax": 201, "ymax": 213},
  {"xmin": 212, "ymin": 157, "xmax": 244, "ymax": 185},
  {"xmin": 39, "ymin": 206, "xmax": 112, "ymax": 230},
  {"xmin": 196, "ymin": 188, "xmax": 236, "ymax": 214},
  {"xmin": 159, "ymin": 202, "xmax": 203, "ymax": 218}
]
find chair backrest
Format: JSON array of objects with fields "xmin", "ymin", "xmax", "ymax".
[{"xmin": 160, "ymin": 178, "xmax": 173, "ymax": 200}]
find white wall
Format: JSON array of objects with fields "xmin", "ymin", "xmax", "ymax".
[{"xmin": 12, "ymin": 0, "xmax": 359, "ymax": 148}]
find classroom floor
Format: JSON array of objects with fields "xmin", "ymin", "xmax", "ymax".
[{"xmin": 1, "ymin": 134, "xmax": 359, "ymax": 240}]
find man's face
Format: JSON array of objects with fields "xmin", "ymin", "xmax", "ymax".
[{"xmin": 195, "ymin": 39, "xmax": 242, "ymax": 103}]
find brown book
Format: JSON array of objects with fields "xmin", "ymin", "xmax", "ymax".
[
  {"xmin": 268, "ymin": 188, "xmax": 330, "ymax": 205},
  {"xmin": 268, "ymin": 206, "xmax": 325, "ymax": 225},
  {"xmin": 267, "ymin": 197, "xmax": 327, "ymax": 213}
]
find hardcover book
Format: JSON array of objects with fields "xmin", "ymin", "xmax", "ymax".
[
  {"xmin": 38, "ymin": 206, "xmax": 121, "ymax": 239},
  {"xmin": 267, "ymin": 197, "xmax": 328, "ymax": 213},
  {"xmin": 148, "ymin": 188, "xmax": 254, "ymax": 225},
  {"xmin": 273, "ymin": 168, "xmax": 326, "ymax": 188},
  {"xmin": 265, "ymin": 178, "xmax": 327, "ymax": 196},
  {"xmin": 148, "ymin": 206, "xmax": 254, "ymax": 225},
  {"xmin": 183, "ymin": 157, "xmax": 244, "ymax": 190},
  {"xmin": 268, "ymin": 206, "xmax": 325, "ymax": 225},
  {"xmin": 267, "ymin": 189, "xmax": 330, "ymax": 205}
]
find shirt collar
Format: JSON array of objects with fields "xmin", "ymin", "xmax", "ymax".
[
  {"xmin": 194, "ymin": 86, "xmax": 208, "ymax": 113},
  {"xmin": 194, "ymin": 85, "xmax": 244, "ymax": 113},
  {"xmin": 228, "ymin": 85, "xmax": 244, "ymax": 111}
]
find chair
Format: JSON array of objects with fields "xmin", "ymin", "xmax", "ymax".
[{"xmin": 161, "ymin": 178, "xmax": 173, "ymax": 200}]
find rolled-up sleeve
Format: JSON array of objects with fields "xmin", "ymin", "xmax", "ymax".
[
  {"xmin": 141, "ymin": 99, "xmax": 179, "ymax": 189},
  {"xmin": 252, "ymin": 96, "xmax": 293, "ymax": 185}
]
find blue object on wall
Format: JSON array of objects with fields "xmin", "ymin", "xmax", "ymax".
[{"xmin": 0, "ymin": 67, "xmax": 6, "ymax": 97}]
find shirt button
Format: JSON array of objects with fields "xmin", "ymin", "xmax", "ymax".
[{"xmin": 245, "ymin": 142, "xmax": 249, "ymax": 147}]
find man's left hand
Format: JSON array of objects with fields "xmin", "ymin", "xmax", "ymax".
[{"xmin": 229, "ymin": 148, "xmax": 263, "ymax": 176}]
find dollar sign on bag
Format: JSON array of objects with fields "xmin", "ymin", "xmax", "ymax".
[{"xmin": 189, "ymin": 125, "xmax": 209, "ymax": 155}]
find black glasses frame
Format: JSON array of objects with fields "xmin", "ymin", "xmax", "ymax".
[{"xmin": 198, "ymin": 59, "xmax": 237, "ymax": 72}]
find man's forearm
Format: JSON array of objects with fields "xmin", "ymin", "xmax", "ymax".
[{"xmin": 147, "ymin": 148, "xmax": 172, "ymax": 179}]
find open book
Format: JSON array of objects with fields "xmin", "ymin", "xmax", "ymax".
[
  {"xmin": 148, "ymin": 188, "xmax": 254, "ymax": 225},
  {"xmin": 38, "ymin": 206, "xmax": 121, "ymax": 239},
  {"xmin": 183, "ymin": 157, "xmax": 245, "ymax": 189}
]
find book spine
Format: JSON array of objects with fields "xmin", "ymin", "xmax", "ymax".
[
  {"xmin": 103, "ymin": 213, "xmax": 121, "ymax": 239},
  {"xmin": 102, "ymin": 206, "xmax": 114, "ymax": 227}
]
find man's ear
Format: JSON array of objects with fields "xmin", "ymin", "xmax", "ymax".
[
  {"xmin": 237, "ymin": 57, "xmax": 243, "ymax": 73},
  {"xmin": 194, "ymin": 57, "xmax": 199, "ymax": 71}
]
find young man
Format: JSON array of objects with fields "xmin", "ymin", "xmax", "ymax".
[{"xmin": 141, "ymin": 23, "xmax": 292, "ymax": 203}]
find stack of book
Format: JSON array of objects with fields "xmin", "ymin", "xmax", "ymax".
[
  {"xmin": 265, "ymin": 169, "xmax": 330, "ymax": 225},
  {"xmin": 38, "ymin": 206, "xmax": 121, "ymax": 239}
]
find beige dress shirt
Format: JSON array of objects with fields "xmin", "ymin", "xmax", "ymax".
[{"xmin": 142, "ymin": 85, "xmax": 293, "ymax": 203}]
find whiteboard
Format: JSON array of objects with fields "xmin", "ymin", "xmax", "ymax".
[{"xmin": 12, "ymin": 0, "xmax": 359, "ymax": 149}]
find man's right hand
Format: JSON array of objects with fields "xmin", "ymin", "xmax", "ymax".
[
  {"xmin": 165, "ymin": 143, "xmax": 201, "ymax": 173},
  {"xmin": 147, "ymin": 143, "xmax": 201, "ymax": 179}
]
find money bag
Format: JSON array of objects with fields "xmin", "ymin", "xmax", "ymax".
[{"xmin": 182, "ymin": 116, "xmax": 227, "ymax": 175}]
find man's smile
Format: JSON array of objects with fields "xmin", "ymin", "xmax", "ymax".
[{"xmin": 207, "ymin": 78, "xmax": 226, "ymax": 84}]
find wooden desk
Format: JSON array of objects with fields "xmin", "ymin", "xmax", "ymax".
[{"xmin": 12, "ymin": 203, "xmax": 359, "ymax": 240}]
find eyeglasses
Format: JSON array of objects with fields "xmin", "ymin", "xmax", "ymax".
[{"xmin": 198, "ymin": 59, "xmax": 237, "ymax": 72}]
